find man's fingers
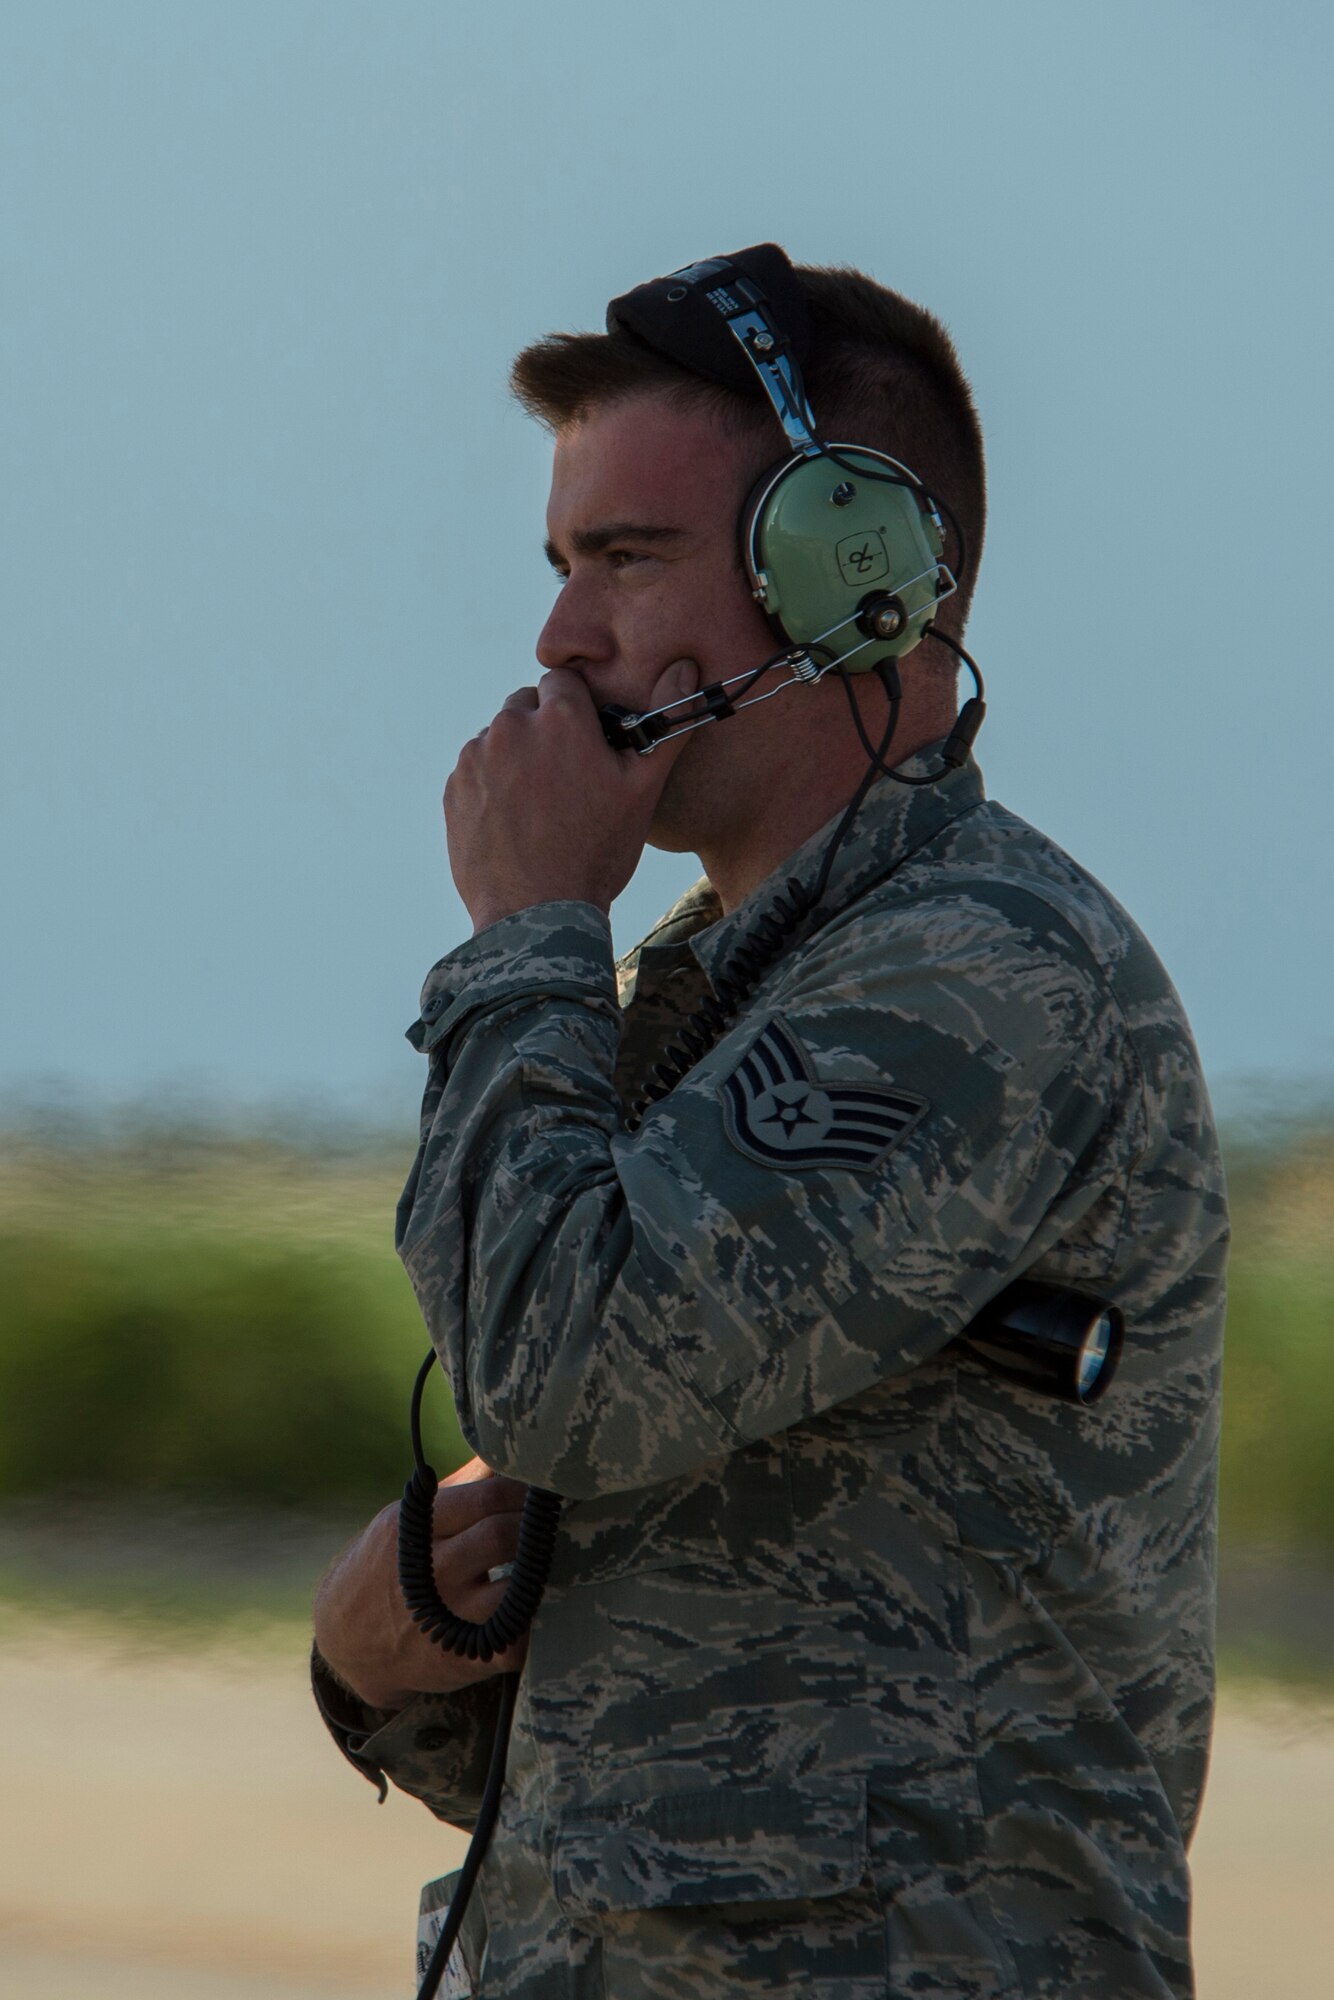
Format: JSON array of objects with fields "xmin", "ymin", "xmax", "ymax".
[
  {"xmin": 535, "ymin": 666, "xmax": 589, "ymax": 708},
  {"xmin": 500, "ymin": 685, "xmax": 539, "ymax": 714},
  {"xmin": 394, "ymin": 1579, "xmax": 530, "ymax": 1691},
  {"xmin": 615, "ymin": 658, "xmax": 701, "ymax": 778},
  {"xmin": 627, "ymin": 658, "xmax": 701, "ymax": 766},
  {"xmin": 315, "ymin": 1489, "xmax": 532, "ymax": 1708},
  {"xmin": 647, "ymin": 656, "xmax": 701, "ymax": 718},
  {"xmin": 435, "ymin": 1511, "xmax": 521, "ymax": 1587},
  {"xmin": 432, "ymin": 1473, "xmax": 527, "ymax": 1536},
  {"xmin": 534, "ymin": 666, "xmax": 614, "ymax": 744},
  {"xmin": 431, "ymin": 1514, "xmax": 523, "ymax": 1620},
  {"xmin": 439, "ymin": 1453, "xmax": 526, "ymax": 1500}
]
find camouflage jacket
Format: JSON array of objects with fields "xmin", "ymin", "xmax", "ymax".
[{"xmin": 325, "ymin": 756, "xmax": 1227, "ymax": 1999}]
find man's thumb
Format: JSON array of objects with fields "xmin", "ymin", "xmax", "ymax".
[{"xmin": 651, "ymin": 656, "xmax": 700, "ymax": 714}]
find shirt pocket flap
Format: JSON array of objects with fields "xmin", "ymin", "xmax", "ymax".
[{"xmin": 553, "ymin": 1777, "xmax": 867, "ymax": 1919}]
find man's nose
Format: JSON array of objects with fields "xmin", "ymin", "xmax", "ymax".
[{"xmin": 535, "ymin": 575, "xmax": 614, "ymax": 673}]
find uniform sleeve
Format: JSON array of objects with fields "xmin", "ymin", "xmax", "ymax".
[
  {"xmin": 310, "ymin": 1643, "xmax": 504, "ymax": 1829},
  {"xmin": 397, "ymin": 894, "xmax": 1137, "ymax": 1499}
]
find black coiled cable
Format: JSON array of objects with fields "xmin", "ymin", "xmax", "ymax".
[
  {"xmin": 399, "ymin": 1351, "xmax": 562, "ymax": 1665},
  {"xmin": 399, "ymin": 1349, "xmax": 564, "ymax": 2000},
  {"xmin": 837, "ymin": 634, "xmax": 985, "ymax": 788}
]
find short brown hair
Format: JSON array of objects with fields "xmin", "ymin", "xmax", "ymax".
[{"xmin": 510, "ymin": 259, "xmax": 986, "ymax": 634}]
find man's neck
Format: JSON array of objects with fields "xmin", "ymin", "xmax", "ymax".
[{"xmin": 698, "ymin": 705, "xmax": 953, "ymax": 915}]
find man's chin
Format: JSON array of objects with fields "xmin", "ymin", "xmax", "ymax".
[
  {"xmin": 644, "ymin": 743, "xmax": 706, "ymax": 857},
  {"xmin": 644, "ymin": 820, "xmax": 697, "ymax": 858}
]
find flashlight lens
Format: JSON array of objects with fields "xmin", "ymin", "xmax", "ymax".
[{"xmin": 1077, "ymin": 1313, "xmax": 1115, "ymax": 1398}]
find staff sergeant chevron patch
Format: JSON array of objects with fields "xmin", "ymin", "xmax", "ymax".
[{"xmin": 719, "ymin": 1015, "xmax": 927, "ymax": 1173}]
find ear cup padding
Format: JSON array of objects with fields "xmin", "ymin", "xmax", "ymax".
[{"xmin": 739, "ymin": 456, "xmax": 803, "ymax": 651}]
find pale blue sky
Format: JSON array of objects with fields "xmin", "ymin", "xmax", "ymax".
[{"xmin": 3, "ymin": 1, "xmax": 1330, "ymax": 1129}]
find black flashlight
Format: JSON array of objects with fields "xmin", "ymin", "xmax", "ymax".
[{"xmin": 961, "ymin": 1279, "xmax": 1124, "ymax": 1405}]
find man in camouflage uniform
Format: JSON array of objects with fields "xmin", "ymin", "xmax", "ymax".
[{"xmin": 313, "ymin": 255, "xmax": 1227, "ymax": 1998}]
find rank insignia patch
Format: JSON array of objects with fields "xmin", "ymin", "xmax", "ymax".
[{"xmin": 720, "ymin": 1015, "xmax": 927, "ymax": 1173}]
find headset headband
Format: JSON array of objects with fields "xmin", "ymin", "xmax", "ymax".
[{"xmin": 606, "ymin": 243, "xmax": 820, "ymax": 455}]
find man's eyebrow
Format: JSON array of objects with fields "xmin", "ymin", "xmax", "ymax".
[{"xmin": 543, "ymin": 522, "xmax": 689, "ymax": 568}]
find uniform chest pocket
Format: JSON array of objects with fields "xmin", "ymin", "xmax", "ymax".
[{"xmin": 546, "ymin": 1436, "xmax": 793, "ymax": 1589}]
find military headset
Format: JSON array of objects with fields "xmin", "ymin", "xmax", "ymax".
[
  {"xmin": 398, "ymin": 248, "xmax": 1118, "ymax": 2000},
  {"xmin": 595, "ymin": 242, "xmax": 985, "ymax": 769}
]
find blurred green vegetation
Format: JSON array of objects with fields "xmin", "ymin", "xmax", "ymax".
[
  {"xmin": 1214, "ymin": 1123, "xmax": 1333, "ymax": 1566},
  {"xmin": 0, "ymin": 1133, "xmax": 467, "ymax": 1511},
  {"xmin": 0, "ymin": 1118, "xmax": 1329, "ymax": 1565}
]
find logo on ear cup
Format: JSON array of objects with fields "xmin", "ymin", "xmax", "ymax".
[{"xmin": 836, "ymin": 531, "xmax": 890, "ymax": 586}]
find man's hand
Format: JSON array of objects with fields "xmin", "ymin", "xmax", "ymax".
[
  {"xmin": 313, "ymin": 1458, "xmax": 529, "ymax": 1712},
  {"xmin": 445, "ymin": 659, "xmax": 699, "ymax": 932}
]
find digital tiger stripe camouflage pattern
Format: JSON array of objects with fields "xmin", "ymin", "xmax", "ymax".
[{"xmin": 319, "ymin": 753, "xmax": 1227, "ymax": 1998}]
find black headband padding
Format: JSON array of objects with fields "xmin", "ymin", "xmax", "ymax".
[{"xmin": 606, "ymin": 243, "xmax": 812, "ymax": 400}]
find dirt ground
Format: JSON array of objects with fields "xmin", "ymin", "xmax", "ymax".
[{"xmin": 1, "ymin": 1627, "xmax": 1328, "ymax": 1998}]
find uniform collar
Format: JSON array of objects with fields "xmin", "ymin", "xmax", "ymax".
[{"xmin": 683, "ymin": 750, "xmax": 986, "ymax": 989}]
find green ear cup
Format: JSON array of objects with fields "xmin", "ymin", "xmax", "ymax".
[{"xmin": 745, "ymin": 447, "xmax": 948, "ymax": 672}]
